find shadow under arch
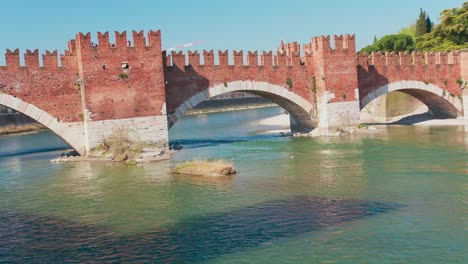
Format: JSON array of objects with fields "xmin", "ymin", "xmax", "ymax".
[
  {"xmin": 360, "ymin": 81, "xmax": 463, "ymax": 118},
  {"xmin": 0, "ymin": 93, "xmax": 85, "ymax": 154},
  {"xmin": 168, "ymin": 81, "xmax": 316, "ymax": 130}
]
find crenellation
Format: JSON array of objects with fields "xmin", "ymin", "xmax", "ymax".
[
  {"xmin": 304, "ymin": 51, "xmax": 314, "ymax": 69},
  {"xmin": 371, "ymin": 52, "xmax": 385, "ymax": 66},
  {"xmin": 447, "ymin": 51, "xmax": 459, "ymax": 64},
  {"xmin": 424, "ymin": 52, "xmax": 435, "ymax": 65},
  {"xmin": 166, "ymin": 54, "xmax": 172, "ymax": 67},
  {"xmin": 278, "ymin": 40, "xmax": 285, "ymax": 53},
  {"xmin": 308, "ymin": 34, "xmax": 356, "ymax": 54},
  {"xmin": 334, "ymin": 35, "xmax": 344, "ymax": 50},
  {"xmin": 97, "ymin": 32, "xmax": 110, "ymax": 48},
  {"xmin": 60, "ymin": 50, "xmax": 77, "ymax": 68},
  {"xmin": 132, "ymin": 30, "xmax": 146, "ymax": 48},
  {"xmin": 310, "ymin": 37, "xmax": 319, "ymax": 51},
  {"xmin": 314, "ymin": 36, "xmax": 331, "ymax": 53},
  {"xmin": 0, "ymin": 29, "xmax": 464, "ymax": 153},
  {"xmin": 247, "ymin": 51, "xmax": 258, "ymax": 66},
  {"xmin": 218, "ymin": 50, "xmax": 229, "ymax": 66},
  {"xmin": 42, "ymin": 50, "xmax": 58, "ymax": 68},
  {"xmin": 188, "ymin": 51, "xmax": 200, "ymax": 67},
  {"xmin": 77, "ymin": 32, "xmax": 92, "ymax": 49},
  {"xmin": 233, "ymin": 50, "xmax": 243, "ymax": 66},
  {"xmin": 303, "ymin": 43, "xmax": 313, "ymax": 55},
  {"xmin": 358, "ymin": 52, "xmax": 369, "ymax": 66},
  {"xmin": 385, "ymin": 52, "xmax": 398, "ymax": 66},
  {"xmin": 412, "ymin": 51, "xmax": 423, "ymax": 65},
  {"xmin": 68, "ymin": 40, "xmax": 77, "ymax": 53},
  {"xmin": 399, "ymin": 52, "xmax": 412, "ymax": 65},
  {"xmin": 276, "ymin": 51, "xmax": 287, "ymax": 67},
  {"xmin": 203, "ymin": 50, "xmax": 214, "ymax": 66},
  {"xmin": 436, "ymin": 52, "xmax": 448, "ymax": 65},
  {"xmin": 261, "ymin": 51, "xmax": 273, "ymax": 67},
  {"xmin": 148, "ymin": 30, "xmax": 161, "ymax": 49},
  {"xmin": 343, "ymin": 34, "xmax": 356, "ymax": 52},
  {"xmin": 24, "ymin": 49, "xmax": 40, "ymax": 68},
  {"xmin": 290, "ymin": 52, "xmax": 301, "ymax": 66},
  {"xmin": 5, "ymin": 49, "xmax": 20, "ymax": 67},
  {"xmin": 285, "ymin": 42, "xmax": 300, "ymax": 57},
  {"xmin": 115, "ymin": 31, "xmax": 128, "ymax": 48},
  {"xmin": 361, "ymin": 50, "xmax": 459, "ymax": 66},
  {"xmin": 171, "ymin": 51, "xmax": 185, "ymax": 69}
]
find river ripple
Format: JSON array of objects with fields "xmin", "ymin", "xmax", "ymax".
[{"xmin": 0, "ymin": 107, "xmax": 466, "ymax": 263}]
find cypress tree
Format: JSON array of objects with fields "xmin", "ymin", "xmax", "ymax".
[
  {"xmin": 425, "ymin": 15, "xmax": 433, "ymax": 33},
  {"xmin": 415, "ymin": 8, "xmax": 428, "ymax": 37},
  {"xmin": 373, "ymin": 35, "xmax": 378, "ymax": 44}
]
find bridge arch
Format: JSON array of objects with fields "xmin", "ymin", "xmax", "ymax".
[
  {"xmin": 0, "ymin": 93, "xmax": 85, "ymax": 154},
  {"xmin": 168, "ymin": 81, "xmax": 316, "ymax": 130},
  {"xmin": 360, "ymin": 81, "xmax": 463, "ymax": 118}
]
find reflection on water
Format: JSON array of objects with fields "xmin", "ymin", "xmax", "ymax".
[
  {"xmin": 173, "ymin": 173, "xmax": 235, "ymax": 190},
  {"xmin": 0, "ymin": 197, "xmax": 400, "ymax": 263},
  {"xmin": 0, "ymin": 107, "xmax": 467, "ymax": 263}
]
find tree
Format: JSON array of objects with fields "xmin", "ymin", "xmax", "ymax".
[
  {"xmin": 373, "ymin": 35, "xmax": 378, "ymax": 44},
  {"xmin": 361, "ymin": 3, "xmax": 467, "ymax": 52},
  {"xmin": 360, "ymin": 34, "xmax": 415, "ymax": 53},
  {"xmin": 416, "ymin": 2, "xmax": 468, "ymax": 51},
  {"xmin": 399, "ymin": 24, "xmax": 416, "ymax": 39},
  {"xmin": 416, "ymin": 8, "xmax": 429, "ymax": 37},
  {"xmin": 425, "ymin": 15, "xmax": 433, "ymax": 33},
  {"xmin": 415, "ymin": 9, "xmax": 427, "ymax": 37}
]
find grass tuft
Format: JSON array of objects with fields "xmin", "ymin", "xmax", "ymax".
[
  {"xmin": 172, "ymin": 159, "xmax": 236, "ymax": 177},
  {"xmin": 91, "ymin": 128, "xmax": 143, "ymax": 162}
]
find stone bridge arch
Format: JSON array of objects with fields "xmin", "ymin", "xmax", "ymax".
[
  {"xmin": 0, "ymin": 93, "xmax": 85, "ymax": 154},
  {"xmin": 360, "ymin": 81, "xmax": 463, "ymax": 118},
  {"xmin": 168, "ymin": 81, "xmax": 316, "ymax": 130}
]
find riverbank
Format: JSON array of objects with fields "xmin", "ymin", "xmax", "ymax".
[
  {"xmin": 187, "ymin": 103, "xmax": 277, "ymax": 115},
  {"xmin": 0, "ymin": 124, "xmax": 45, "ymax": 136},
  {"xmin": 51, "ymin": 148, "xmax": 178, "ymax": 164},
  {"xmin": 186, "ymin": 97, "xmax": 275, "ymax": 116},
  {"xmin": 256, "ymin": 111, "xmax": 468, "ymax": 137}
]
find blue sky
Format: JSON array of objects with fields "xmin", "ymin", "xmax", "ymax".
[{"xmin": 0, "ymin": 0, "xmax": 464, "ymax": 64}]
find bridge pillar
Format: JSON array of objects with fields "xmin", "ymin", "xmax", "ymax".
[
  {"xmin": 317, "ymin": 90, "xmax": 360, "ymax": 132},
  {"xmin": 461, "ymin": 50, "xmax": 468, "ymax": 119},
  {"xmin": 312, "ymin": 35, "xmax": 360, "ymax": 132},
  {"xmin": 74, "ymin": 31, "xmax": 169, "ymax": 153}
]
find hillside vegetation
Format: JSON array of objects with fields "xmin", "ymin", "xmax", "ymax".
[{"xmin": 361, "ymin": 2, "xmax": 467, "ymax": 52}]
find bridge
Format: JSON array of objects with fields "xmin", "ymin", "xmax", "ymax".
[{"xmin": 0, "ymin": 30, "xmax": 467, "ymax": 155}]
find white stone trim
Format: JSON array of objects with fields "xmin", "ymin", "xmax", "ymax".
[
  {"xmin": 169, "ymin": 81, "xmax": 315, "ymax": 126},
  {"xmin": 86, "ymin": 115, "xmax": 169, "ymax": 151},
  {"xmin": 360, "ymin": 80, "xmax": 462, "ymax": 112},
  {"xmin": 0, "ymin": 93, "xmax": 86, "ymax": 154}
]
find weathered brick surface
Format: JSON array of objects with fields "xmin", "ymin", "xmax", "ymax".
[
  {"xmin": 165, "ymin": 34, "xmax": 359, "ymax": 116},
  {"xmin": 76, "ymin": 31, "xmax": 166, "ymax": 121},
  {"xmin": 164, "ymin": 62, "xmax": 313, "ymax": 115},
  {"xmin": 0, "ymin": 48, "xmax": 81, "ymax": 122},
  {"xmin": 358, "ymin": 51, "xmax": 463, "ymax": 101},
  {"xmin": 0, "ymin": 29, "xmax": 466, "ymax": 151}
]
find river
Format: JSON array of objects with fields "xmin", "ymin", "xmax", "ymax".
[{"xmin": 0, "ymin": 107, "xmax": 466, "ymax": 263}]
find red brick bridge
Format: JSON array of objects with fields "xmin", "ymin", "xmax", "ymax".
[{"xmin": 0, "ymin": 30, "xmax": 466, "ymax": 154}]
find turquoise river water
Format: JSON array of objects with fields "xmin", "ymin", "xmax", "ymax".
[{"xmin": 0, "ymin": 107, "xmax": 467, "ymax": 263}]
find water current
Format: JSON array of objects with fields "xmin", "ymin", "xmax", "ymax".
[{"xmin": 0, "ymin": 107, "xmax": 466, "ymax": 263}]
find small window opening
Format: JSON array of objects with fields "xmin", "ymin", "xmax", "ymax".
[
  {"xmin": 102, "ymin": 64, "xmax": 106, "ymax": 70},
  {"xmin": 122, "ymin": 62, "xmax": 129, "ymax": 70}
]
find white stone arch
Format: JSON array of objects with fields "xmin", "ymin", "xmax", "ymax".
[
  {"xmin": 360, "ymin": 80, "xmax": 463, "ymax": 118},
  {"xmin": 0, "ymin": 93, "xmax": 85, "ymax": 154},
  {"xmin": 168, "ymin": 80, "xmax": 316, "ymax": 129}
]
